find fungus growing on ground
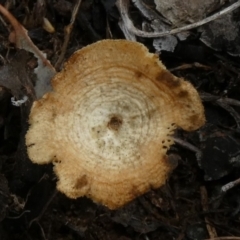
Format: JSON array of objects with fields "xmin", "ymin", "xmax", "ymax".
[{"xmin": 26, "ymin": 40, "xmax": 205, "ymax": 209}]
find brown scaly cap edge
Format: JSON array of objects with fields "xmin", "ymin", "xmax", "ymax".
[{"xmin": 26, "ymin": 40, "xmax": 205, "ymax": 209}]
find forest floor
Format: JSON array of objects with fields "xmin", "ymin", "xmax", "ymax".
[{"xmin": 0, "ymin": 1, "xmax": 240, "ymax": 240}]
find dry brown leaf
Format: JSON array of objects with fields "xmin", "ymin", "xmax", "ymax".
[{"xmin": 0, "ymin": 4, "xmax": 56, "ymax": 99}]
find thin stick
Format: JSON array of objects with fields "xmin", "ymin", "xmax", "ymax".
[
  {"xmin": 200, "ymin": 92, "xmax": 240, "ymax": 108},
  {"xmin": 55, "ymin": 0, "xmax": 82, "ymax": 70},
  {"xmin": 219, "ymin": 98, "xmax": 240, "ymax": 107},
  {"xmin": 169, "ymin": 62, "xmax": 212, "ymax": 72},
  {"xmin": 221, "ymin": 178, "xmax": 240, "ymax": 192},
  {"xmin": 216, "ymin": 100, "xmax": 240, "ymax": 129},
  {"xmin": 28, "ymin": 190, "xmax": 58, "ymax": 227},
  {"xmin": 173, "ymin": 137, "xmax": 202, "ymax": 155},
  {"xmin": 200, "ymin": 186, "xmax": 218, "ymax": 239},
  {"xmin": 116, "ymin": 0, "xmax": 240, "ymax": 38},
  {"xmin": 36, "ymin": 222, "xmax": 47, "ymax": 240},
  {"xmin": 0, "ymin": 4, "xmax": 54, "ymax": 70}
]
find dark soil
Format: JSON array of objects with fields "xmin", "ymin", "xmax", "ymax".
[{"xmin": 0, "ymin": 1, "xmax": 240, "ymax": 240}]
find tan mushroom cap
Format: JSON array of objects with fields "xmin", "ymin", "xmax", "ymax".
[{"xmin": 26, "ymin": 40, "xmax": 205, "ymax": 209}]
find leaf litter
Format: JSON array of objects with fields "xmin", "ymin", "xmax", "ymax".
[{"xmin": 0, "ymin": 1, "xmax": 239, "ymax": 240}]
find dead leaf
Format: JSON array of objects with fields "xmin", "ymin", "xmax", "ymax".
[{"xmin": 0, "ymin": 51, "xmax": 35, "ymax": 99}]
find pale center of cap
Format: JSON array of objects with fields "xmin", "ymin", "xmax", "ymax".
[{"xmin": 66, "ymin": 81, "xmax": 160, "ymax": 169}]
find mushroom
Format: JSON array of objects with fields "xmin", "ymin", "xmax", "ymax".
[{"xmin": 26, "ymin": 40, "xmax": 205, "ymax": 209}]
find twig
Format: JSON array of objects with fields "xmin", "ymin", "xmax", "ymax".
[
  {"xmin": 169, "ymin": 63, "xmax": 212, "ymax": 72},
  {"xmin": 216, "ymin": 100, "xmax": 240, "ymax": 129},
  {"xmin": 173, "ymin": 137, "xmax": 202, "ymax": 166},
  {"xmin": 28, "ymin": 189, "xmax": 58, "ymax": 227},
  {"xmin": 200, "ymin": 92, "xmax": 240, "ymax": 107},
  {"xmin": 132, "ymin": 0, "xmax": 170, "ymax": 23},
  {"xmin": 200, "ymin": 92, "xmax": 222, "ymax": 102},
  {"xmin": 173, "ymin": 137, "xmax": 202, "ymax": 155},
  {"xmin": 200, "ymin": 92, "xmax": 240, "ymax": 129},
  {"xmin": 0, "ymin": 14, "xmax": 8, "ymax": 28},
  {"xmin": 118, "ymin": 19, "xmax": 136, "ymax": 41},
  {"xmin": 7, "ymin": 210, "xmax": 31, "ymax": 219},
  {"xmin": 221, "ymin": 178, "xmax": 240, "ymax": 193},
  {"xmin": 116, "ymin": 0, "xmax": 240, "ymax": 38},
  {"xmin": 55, "ymin": 0, "xmax": 82, "ymax": 70},
  {"xmin": 106, "ymin": 16, "xmax": 113, "ymax": 39},
  {"xmin": 0, "ymin": 4, "xmax": 54, "ymax": 70},
  {"xmin": 219, "ymin": 98, "xmax": 240, "ymax": 107},
  {"xmin": 36, "ymin": 221, "xmax": 47, "ymax": 240},
  {"xmin": 200, "ymin": 186, "xmax": 218, "ymax": 239}
]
